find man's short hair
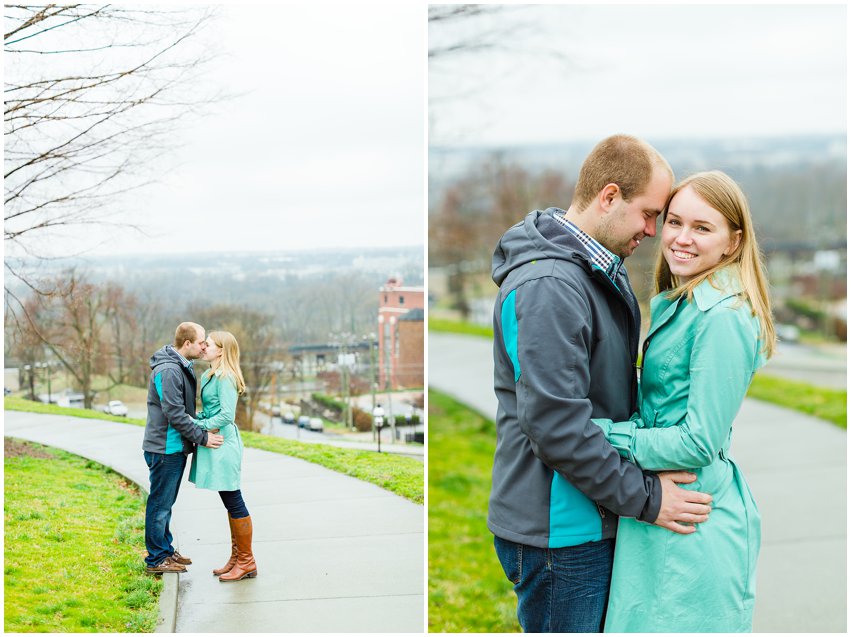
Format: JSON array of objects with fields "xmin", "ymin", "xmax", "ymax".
[
  {"xmin": 174, "ymin": 322, "xmax": 202, "ymax": 348},
  {"xmin": 572, "ymin": 134, "xmax": 672, "ymax": 211}
]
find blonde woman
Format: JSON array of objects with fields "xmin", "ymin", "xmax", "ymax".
[
  {"xmin": 592, "ymin": 171, "xmax": 775, "ymax": 631},
  {"xmin": 189, "ymin": 330, "xmax": 257, "ymax": 581}
]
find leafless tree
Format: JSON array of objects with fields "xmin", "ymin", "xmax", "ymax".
[
  {"xmin": 5, "ymin": 5, "xmax": 218, "ymax": 291},
  {"xmin": 429, "ymin": 156, "xmax": 574, "ymax": 316},
  {"xmin": 428, "ymin": 5, "xmax": 510, "ymax": 59},
  {"xmin": 10, "ymin": 270, "xmax": 140, "ymax": 407}
]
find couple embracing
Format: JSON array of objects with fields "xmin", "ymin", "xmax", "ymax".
[
  {"xmin": 490, "ymin": 135, "xmax": 774, "ymax": 632},
  {"xmin": 142, "ymin": 322, "xmax": 258, "ymax": 582}
]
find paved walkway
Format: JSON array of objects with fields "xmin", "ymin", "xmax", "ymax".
[
  {"xmin": 4, "ymin": 411, "xmax": 424, "ymax": 633},
  {"xmin": 429, "ymin": 331, "xmax": 846, "ymax": 633}
]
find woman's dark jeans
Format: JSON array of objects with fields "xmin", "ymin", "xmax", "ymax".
[
  {"xmin": 219, "ymin": 489, "xmax": 249, "ymax": 519},
  {"xmin": 494, "ymin": 535, "xmax": 614, "ymax": 633}
]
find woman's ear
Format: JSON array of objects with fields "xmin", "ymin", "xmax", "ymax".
[{"xmin": 725, "ymin": 230, "xmax": 742, "ymax": 256}]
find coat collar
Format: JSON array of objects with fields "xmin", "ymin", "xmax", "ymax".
[
  {"xmin": 200, "ymin": 367, "xmax": 222, "ymax": 393},
  {"xmin": 647, "ymin": 267, "xmax": 743, "ymax": 339},
  {"xmin": 692, "ymin": 267, "xmax": 744, "ymax": 312}
]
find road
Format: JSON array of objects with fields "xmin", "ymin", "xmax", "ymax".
[{"xmin": 762, "ymin": 341, "xmax": 846, "ymax": 389}]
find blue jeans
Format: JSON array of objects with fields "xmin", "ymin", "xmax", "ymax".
[
  {"xmin": 144, "ymin": 451, "xmax": 187, "ymax": 567},
  {"xmin": 494, "ymin": 536, "xmax": 614, "ymax": 633}
]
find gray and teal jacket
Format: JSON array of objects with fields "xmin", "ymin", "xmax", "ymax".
[
  {"xmin": 488, "ymin": 208, "xmax": 663, "ymax": 549},
  {"xmin": 143, "ymin": 346, "xmax": 209, "ymax": 455}
]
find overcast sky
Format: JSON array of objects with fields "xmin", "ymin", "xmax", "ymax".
[
  {"xmin": 62, "ymin": 4, "xmax": 425, "ymax": 257},
  {"xmin": 429, "ymin": 4, "xmax": 847, "ymax": 147}
]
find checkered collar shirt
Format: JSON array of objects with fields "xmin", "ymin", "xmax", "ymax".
[
  {"xmin": 552, "ymin": 211, "xmax": 622, "ymax": 279},
  {"xmin": 168, "ymin": 345, "xmax": 193, "ymax": 369}
]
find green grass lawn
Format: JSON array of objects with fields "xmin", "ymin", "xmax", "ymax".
[
  {"xmin": 240, "ymin": 431, "xmax": 423, "ymax": 503},
  {"xmin": 4, "ymin": 397, "xmax": 423, "ymax": 504},
  {"xmin": 428, "ymin": 389, "xmax": 519, "ymax": 633},
  {"xmin": 429, "ymin": 316, "xmax": 494, "ymax": 338},
  {"xmin": 747, "ymin": 374, "xmax": 846, "ymax": 429},
  {"xmin": 4, "ymin": 396, "xmax": 139, "ymax": 424},
  {"xmin": 4, "ymin": 438, "xmax": 161, "ymax": 633}
]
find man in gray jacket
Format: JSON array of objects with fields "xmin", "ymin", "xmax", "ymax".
[
  {"xmin": 143, "ymin": 322, "xmax": 224, "ymax": 574},
  {"xmin": 490, "ymin": 135, "xmax": 713, "ymax": 632}
]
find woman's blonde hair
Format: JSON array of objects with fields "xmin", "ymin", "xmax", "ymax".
[
  {"xmin": 205, "ymin": 330, "xmax": 246, "ymax": 394},
  {"xmin": 655, "ymin": 170, "xmax": 776, "ymax": 357}
]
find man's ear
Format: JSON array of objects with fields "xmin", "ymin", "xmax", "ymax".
[{"xmin": 599, "ymin": 183, "xmax": 621, "ymax": 212}]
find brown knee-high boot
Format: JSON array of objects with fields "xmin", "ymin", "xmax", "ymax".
[
  {"xmin": 212, "ymin": 514, "xmax": 238, "ymax": 576},
  {"xmin": 219, "ymin": 515, "xmax": 257, "ymax": 581}
]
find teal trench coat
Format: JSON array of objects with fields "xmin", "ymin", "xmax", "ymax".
[
  {"xmin": 189, "ymin": 370, "xmax": 244, "ymax": 492},
  {"xmin": 594, "ymin": 268, "xmax": 764, "ymax": 632}
]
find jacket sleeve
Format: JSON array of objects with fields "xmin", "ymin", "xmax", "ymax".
[
  {"xmin": 159, "ymin": 367, "xmax": 208, "ymax": 446},
  {"xmin": 592, "ymin": 306, "xmax": 757, "ymax": 470},
  {"xmin": 509, "ymin": 276, "xmax": 661, "ymax": 522},
  {"xmin": 194, "ymin": 376, "xmax": 238, "ymax": 431}
]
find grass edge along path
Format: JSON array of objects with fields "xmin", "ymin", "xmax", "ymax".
[
  {"xmin": 429, "ymin": 318, "xmax": 847, "ymax": 429},
  {"xmin": 4, "ymin": 397, "xmax": 423, "ymax": 504},
  {"xmin": 4, "ymin": 438, "xmax": 161, "ymax": 633},
  {"xmin": 428, "ymin": 389, "xmax": 520, "ymax": 633}
]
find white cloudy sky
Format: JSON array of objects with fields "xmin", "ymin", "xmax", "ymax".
[
  {"xmin": 5, "ymin": 3, "xmax": 846, "ymax": 258},
  {"xmin": 42, "ymin": 4, "xmax": 426, "ymax": 256},
  {"xmin": 429, "ymin": 3, "xmax": 847, "ymax": 147}
]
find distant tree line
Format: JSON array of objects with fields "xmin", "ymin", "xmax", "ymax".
[
  {"xmin": 429, "ymin": 152, "xmax": 846, "ymax": 317},
  {"xmin": 4, "ymin": 268, "xmax": 385, "ymax": 431}
]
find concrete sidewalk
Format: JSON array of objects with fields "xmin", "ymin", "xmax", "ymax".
[
  {"xmin": 4, "ymin": 411, "xmax": 424, "ymax": 633},
  {"xmin": 429, "ymin": 331, "xmax": 846, "ymax": 633}
]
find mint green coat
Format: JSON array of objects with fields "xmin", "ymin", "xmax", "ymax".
[
  {"xmin": 594, "ymin": 268, "xmax": 764, "ymax": 632},
  {"xmin": 189, "ymin": 370, "xmax": 244, "ymax": 492}
]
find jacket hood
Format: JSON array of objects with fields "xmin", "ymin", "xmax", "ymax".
[
  {"xmin": 149, "ymin": 345, "xmax": 186, "ymax": 371},
  {"xmin": 492, "ymin": 208, "xmax": 590, "ymax": 286}
]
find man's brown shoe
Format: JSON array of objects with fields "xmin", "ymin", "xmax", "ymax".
[
  {"xmin": 146, "ymin": 557, "xmax": 187, "ymax": 574},
  {"xmin": 171, "ymin": 551, "xmax": 192, "ymax": 565}
]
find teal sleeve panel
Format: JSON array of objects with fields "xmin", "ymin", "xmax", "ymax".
[
  {"xmin": 549, "ymin": 473, "xmax": 604, "ymax": 547},
  {"xmin": 155, "ymin": 371, "xmax": 185, "ymax": 454},
  {"xmin": 501, "ymin": 289, "xmax": 521, "ymax": 382},
  {"xmin": 158, "ymin": 367, "xmax": 206, "ymax": 450}
]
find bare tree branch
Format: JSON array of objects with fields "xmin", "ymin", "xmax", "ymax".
[{"xmin": 4, "ymin": 4, "xmax": 220, "ymax": 276}]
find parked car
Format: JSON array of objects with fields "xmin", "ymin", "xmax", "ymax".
[
  {"xmin": 308, "ymin": 417, "xmax": 324, "ymax": 433},
  {"xmin": 776, "ymin": 323, "xmax": 800, "ymax": 343},
  {"xmin": 283, "ymin": 411, "xmax": 296, "ymax": 424},
  {"xmin": 297, "ymin": 415, "xmax": 310, "ymax": 429},
  {"xmin": 103, "ymin": 400, "xmax": 128, "ymax": 417}
]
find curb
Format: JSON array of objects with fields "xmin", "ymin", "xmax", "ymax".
[
  {"xmin": 155, "ymin": 573, "xmax": 179, "ymax": 633},
  {"xmin": 133, "ymin": 469, "xmax": 182, "ymax": 634}
]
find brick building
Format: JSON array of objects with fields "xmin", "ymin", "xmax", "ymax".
[{"xmin": 378, "ymin": 277, "xmax": 424, "ymax": 389}]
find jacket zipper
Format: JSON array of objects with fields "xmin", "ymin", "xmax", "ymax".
[{"xmin": 591, "ymin": 268, "xmax": 640, "ymax": 413}]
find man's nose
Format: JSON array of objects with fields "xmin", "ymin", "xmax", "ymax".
[{"xmin": 644, "ymin": 218, "xmax": 657, "ymax": 238}]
